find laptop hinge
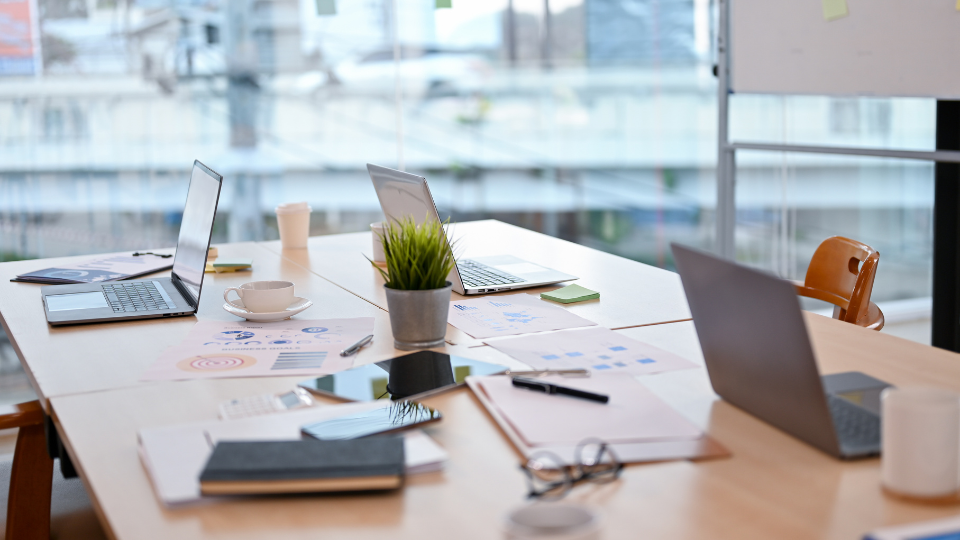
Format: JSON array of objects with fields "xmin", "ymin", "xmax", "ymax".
[{"xmin": 170, "ymin": 275, "xmax": 198, "ymax": 310}]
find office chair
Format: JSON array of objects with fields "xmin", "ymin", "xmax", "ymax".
[
  {"xmin": 795, "ymin": 236, "xmax": 884, "ymax": 331},
  {"xmin": 0, "ymin": 400, "xmax": 106, "ymax": 540}
]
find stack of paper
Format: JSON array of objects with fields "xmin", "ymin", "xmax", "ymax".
[{"xmin": 138, "ymin": 401, "xmax": 448, "ymax": 506}]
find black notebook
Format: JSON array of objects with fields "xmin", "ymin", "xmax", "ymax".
[{"xmin": 199, "ymin": 438, "xmax": 405, "ymax": 495}]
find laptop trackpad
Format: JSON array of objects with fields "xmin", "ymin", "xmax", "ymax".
[
  {"xmin": 46, "ymin": 292, "xmax": 109, "ymax": 311},
  {"xmin": 492, "ymin": 262, "xmax": 550, "ymax": 276},
  {"xmin": 822, "ymin": 371, "xmax": 892, "ymax": 415}
]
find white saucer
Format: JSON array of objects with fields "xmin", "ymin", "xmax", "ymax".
[{"xmin": 223, "ymin": 297, "xmax": 313, "ymax": 321}]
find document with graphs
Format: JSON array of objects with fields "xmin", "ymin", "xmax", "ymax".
[
  {"xmin": 141, "ymin": 318, "xmax": 373, "ymax": 381},
  {"xmin": 447, "ymin": 293, "xmax": 596, "ymax": 339},
  {"xmin": 484, "ymin": 327, "xmax": 697, "ymax": 377}
]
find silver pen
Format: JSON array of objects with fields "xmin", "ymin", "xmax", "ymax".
[
  {"xmin": 501, "ymin": 369, "xmax": 590, "ymax": 377},
  {"xmin": 340, "ymin": 334, "xmax": 374, "ymax": 357}
]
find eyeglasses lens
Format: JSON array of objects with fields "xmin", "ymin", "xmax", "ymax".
[
  {"xmin": 524, "ymin": 453, "xmax": 571, "ymax": 499},
  {"xmin": 576, "ymin": 442, "xmax": 621, "ymax": 483}
]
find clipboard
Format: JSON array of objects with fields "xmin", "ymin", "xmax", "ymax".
[{"xmin": 466, "ymin": 376, "xmax": 730, "ymax": 465}]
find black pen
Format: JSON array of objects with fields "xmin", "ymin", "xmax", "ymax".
[{"xmin": 511, "ymin": 377, "xmax": 609, "ymax": 404}]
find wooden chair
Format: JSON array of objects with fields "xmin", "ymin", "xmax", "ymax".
[
  {"xmin": 795, "ymin": 236, "xmax": 884, "ymax": 331},
  {"xmin": 2, "ymin": 400, "xmax": 53, "ymax": 540}
]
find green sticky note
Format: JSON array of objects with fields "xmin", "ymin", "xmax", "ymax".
[
  {"xmin": 212, "ymin": 258, "xmax": 253, "ymax": 268},
  {"xmin": 315, "ymin": 0, "xmax": 336, "ymax": 16},
  {"xmin": 540, "ymin": 284, "xmax": 600, "ymax": 304},
  {"xmin": 435, "ymin": 0, "xmax": 452, "ymax": 8},
  {"xmin": 822, "ymin": 0, "xmax": 848, "ymax": 21}
]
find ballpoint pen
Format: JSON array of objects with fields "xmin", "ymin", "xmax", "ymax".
[
  {"xmin": 340, "ymin": 334, "xmax": 374, "ymax": 357},
  {"xmin": 511, "ymin": 377, "xmax": 609, "ymax": 404},
  {"xmin": 501, "ymin": 369, "xmax": 590, "ymax": 377}
]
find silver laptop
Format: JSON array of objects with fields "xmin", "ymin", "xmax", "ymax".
[
  {"xmin": 43, "ymin": 160, "xmax": 223, "ymax": 326},
  {"xmin": 671, "ymin": 243, "xmax": 890, "ymax": 459},
  {"xmin": 367, "ymin": 164, "xmax": 577, "ymax": 295}
]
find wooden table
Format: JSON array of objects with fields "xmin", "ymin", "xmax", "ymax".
[
  {"xmin": 5, "ymin": 222, "xmax": 960, "ymax": 539},
  {"xmin": 46, "ymin": 315, "xmax": 960, "ymax": 540},
  {"xmin": 0, "ymin": 242, "xmax": 399, "ymax": 406},
  {"xmin": 260, "ymin": 220, "xmax": 692, "ymax": 346}
]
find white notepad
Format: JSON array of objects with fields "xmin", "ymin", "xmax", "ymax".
[{"xmin": 473, "ymin": 375, "xmax": 703, "ymax": 447}]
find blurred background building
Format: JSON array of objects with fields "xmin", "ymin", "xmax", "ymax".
[{"xmin": 0, "ymin": 0, "xmax": 936, "ymax": 401}]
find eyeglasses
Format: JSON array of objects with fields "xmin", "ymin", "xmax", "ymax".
[{"xmin": 520, "ymin": 438, "xmax": 624, "ymax": 500}]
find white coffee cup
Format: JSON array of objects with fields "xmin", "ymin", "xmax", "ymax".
[
  {"xmin": 276, "ymin": 202, "xmax": 311, "ymax": 249},
  {"xmin": 371, "ymin": 222, "xmax": 386, "ymax": 263},
  {"xmin": 224, "ymin": 281, "xmax": 295, "ymax": 313},
  {"xmin": 504, "ymin": 503, "xmax": 601, "ymax": 540},
  {"xmin": 881, "ymin": 387, "xmax": 960, "ymax": 499}
]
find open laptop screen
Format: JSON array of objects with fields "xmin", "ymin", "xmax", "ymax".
[{"xmin": 171, "ymin": 162, "xmax": 222, "ymax": 302}]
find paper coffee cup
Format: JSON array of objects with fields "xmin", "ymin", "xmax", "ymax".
[
  {"xmin": 371, "ymin": 222, "xmax": 386, "ymax": 263},
  {"xmin": 882, "ymin": 387, "xmax": 960, "ymax": 499},
  {"xmin": 504, "ymin": 503, "xmax": 601, "ymax": 540},
  {"xmin": 276, "ymin": 202, "xmax": 311, "ymax": 249}
]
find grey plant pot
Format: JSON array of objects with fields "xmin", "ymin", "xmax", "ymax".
[{"xmin": 383, "ymin": 282, "xmax": 453, "ymax": 350}]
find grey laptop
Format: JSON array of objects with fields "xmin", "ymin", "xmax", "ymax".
[
  {"xmin": 367, "ymin": 164, "xmax": 577, "ymax": 295},
  {"xmin": 671, "ymin": 243, "xmax": 890, "ymax": 459},
  {"xmin": 43, "ymin": 160, "xmax": 222, "ymax": 326}
]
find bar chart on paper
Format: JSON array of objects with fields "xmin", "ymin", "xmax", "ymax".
[
  {"xmin": 447, "ymin": 294, "xmax": 596, "ymax": 339},
  {"xmin": 484, "ymin": 327, "xmax": 698, "ymax": 376}
]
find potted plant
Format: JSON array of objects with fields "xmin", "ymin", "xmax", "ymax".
[{"xmin": 371, "ymin": 216, "xmax": 457, "ymax": 350}]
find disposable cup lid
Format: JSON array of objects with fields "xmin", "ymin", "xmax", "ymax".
[{"xmin": 276, "ymin": 202, "xmax": 311, "ymax": 215}]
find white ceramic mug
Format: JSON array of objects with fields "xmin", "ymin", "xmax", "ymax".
[
  {"xmin": 504, "ymin": 503, "xmax": 601, "ymax": 540},
  {"xmin": 881, "ymin": 387, "xmax": 960, "ymax": 499},
  {"xmin": 276, "ymin": 202, "xmax": 311, "ymax": 249},
  {"xmin": 223, "ymin": 281, "xmax": 295, "ymax": 313},
  {"xmin": 371, "ymin": 221, "xmax": 386, "ymax": 263}
]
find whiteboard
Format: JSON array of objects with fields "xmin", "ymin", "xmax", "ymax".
[{"xmin": 730, "ymin": 0, "xmax": 960, "ymax": 98}]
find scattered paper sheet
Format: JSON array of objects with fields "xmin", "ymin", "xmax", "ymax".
[
  {"xmin": 473, "ymin": 375, "xmax": 703, "ymax": 446},
  {"xmin": 822, "ymin": 0, "xmax": 848, "ymax": 21},
  {"xmin": 447, "ymin": 293, "xmax": 597, "ymax": 339},
  {"xmin": 138, "ymin": 401, "xmax": 447, "ymax": 506},
  {"xmin": 484, "ymin": 327, "xmax": 698, "ymax": 376},
  {"xmin": 141, "ymin": 318, "xmax": 373, "ymax": 381}
]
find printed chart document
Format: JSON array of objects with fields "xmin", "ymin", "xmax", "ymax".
[
  {"xmin": 141, "ymin": 317, "xmax": 373, "ymax": 381},
  {"xmin": 448, "ymin": 293, "xmax": 596, "ymax": 339},
  {"xmin": 472, "ymin": 375, "xmax": 703, "ymax": 446},
  {"xmin": 14, "ymin": 253, "xmax": 173, "ymax": 284},
  {"xmin": 484, "ymin": 327, "xmax": 698, "ymax": 376}
]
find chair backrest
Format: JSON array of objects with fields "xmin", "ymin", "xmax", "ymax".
[{"xmin": 802, "ymin": 236, "xmax": 879, "ymax": 324}]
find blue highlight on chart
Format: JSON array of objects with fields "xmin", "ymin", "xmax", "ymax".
[
  {"xmin": 542, "ymin": 354, "xmax": 560, "ymax": 360},
  {"xmin": 453, "ymin": 304, "xmax": 478, "ymax": 311},
  {"xmin": 609, "ymin": 346, "xmax": 627, "ymax": 351}
]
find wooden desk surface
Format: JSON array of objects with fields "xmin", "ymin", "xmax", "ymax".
[
  {"xmin": 50, "ymin": 314, "xmax": 960, "ymax": 540},
  {"xmin": 0, "ymin": 243, "xmax": 397, "ymax": 406},
  {"xmin": 260, "ymin": 220, "xmax": 692, "ymax": 346}
]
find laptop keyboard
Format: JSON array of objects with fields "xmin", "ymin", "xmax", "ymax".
[
  {"xmin": 457, "ymin": 259, "xmax": 524, "ymax": 289},
  {"xmin": 102, "ymin": 282, "xmax": 173, "ymax": 313},
  {"xmin": 828, "ymin": 394, "xmax": 881, "ymax": 448}
]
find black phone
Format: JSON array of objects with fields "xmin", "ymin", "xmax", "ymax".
[{"xmin": 301, "ymin": 401, "xmax": 442, "ymax": 441}]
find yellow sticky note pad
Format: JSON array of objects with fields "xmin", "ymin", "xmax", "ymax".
[
  {"xmin": 956, "ymin": 0, "xmax": 959, "ymax": 11},
  {"xmin": 822, "ymin": 0, "xmax": 848, "ymax": 21}
]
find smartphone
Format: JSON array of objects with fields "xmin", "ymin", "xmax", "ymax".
[{"xmin": 301, "ymin": 401, "xmax": 442, "ymax": 441}]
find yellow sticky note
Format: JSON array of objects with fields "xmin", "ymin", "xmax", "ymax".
[
  {"xmin": 956, "ymin": 0, "xmax": 959, "ymax": 11},
  {"xmin": 822, "ymin": 0, "xmax": 848, "ymax": 21}
]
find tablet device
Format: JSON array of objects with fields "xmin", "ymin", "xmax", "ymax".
[{"xmin": 298, "ymin": 351, "xmax": 508, "ymax": 402}]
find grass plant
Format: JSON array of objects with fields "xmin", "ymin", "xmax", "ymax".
[{"xmin": 371, "ymin": 216, "xmax": 457, "ymax": 291}]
